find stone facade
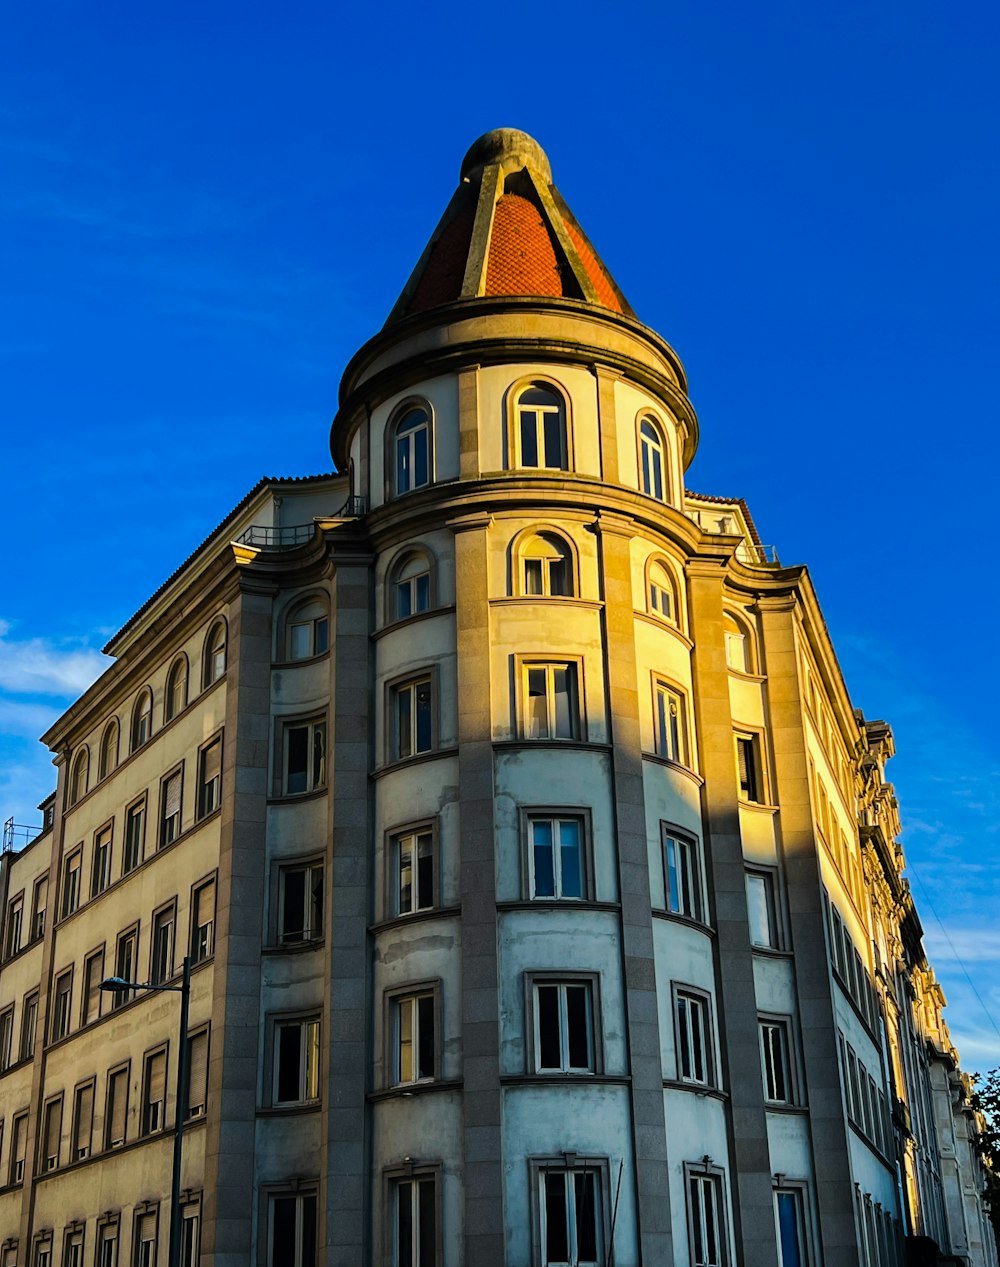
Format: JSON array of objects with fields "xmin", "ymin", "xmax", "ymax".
[{"xmin": 0, "ymin": 129, "xmax": 995, "ymax": 1267}]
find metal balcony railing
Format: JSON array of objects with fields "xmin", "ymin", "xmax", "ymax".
[
  {"xmin": 2, "ymin": 818, "xmax": 40, "ymax": 855},
  {"xmin": 736, "ymin": 543, "xmax": 780, "ymax": 566},
  {"xmin": 234, "ymin": 496, "xmax": 368, "ymax": 552}
]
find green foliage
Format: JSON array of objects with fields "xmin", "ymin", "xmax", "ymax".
[{"xmin": 971, "ymin": 1068, "xmax": 1000, "ymax": 1242}]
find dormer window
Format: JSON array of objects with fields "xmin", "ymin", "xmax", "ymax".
[
  {"xmin": 639, "ymin": 416, "xmax": 668, "ymax": 502},
  {"xmin": 514, "ymin": 383, "xmax": 568, "ymax": 470},
  {"xmin": 393, "ymin": 406, "xmax": 431, "ymax": 496}
]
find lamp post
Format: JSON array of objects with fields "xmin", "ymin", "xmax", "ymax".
[{"xmin": 101, "ymin": 956, "xmax": 191, "ymax": 1267}]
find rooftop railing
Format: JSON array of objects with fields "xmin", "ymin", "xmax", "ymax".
[
  {"xmin": 234, "ymin": 496, "xmax": 368, "ymax": 551},
  {"xmin": 736, "ymin": 543, "xmax": 780, "ymax": 566},
  {"xmin": 2, "ymin": 818, "xmax": 41, "ymax": 855}
]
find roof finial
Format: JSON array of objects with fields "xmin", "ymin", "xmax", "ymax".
[{"xmin": 460, "ymin": 128, "xmax": 552, "ymax": 184}]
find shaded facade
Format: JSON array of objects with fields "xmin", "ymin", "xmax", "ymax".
[{"xmin": 0, "ymin": 128, "xmax": 995, "ymax": 1267}]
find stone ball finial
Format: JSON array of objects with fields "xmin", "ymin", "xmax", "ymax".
[{"xmin": 460, "ymin": 129, "xmax": 552, "ymax": 183}]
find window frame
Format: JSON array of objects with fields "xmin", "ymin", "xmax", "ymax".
[
  {"xmin": 132, "ymin": 1207, "xmax": 159, "ymax": 1267},
  {"xmin": 637, "ymin": 413, "xmax": 670, "ymax": 503},
  {"xmin": 526, "ymin": 972, "xmax": 602, "ymax": 1076},
  {"xmin": 105, "ymin": 1062, "xmax": 130, "ymax": 1150},
  {"xmin": 164, "ymin": 654, "xmax": 189, "ymax": 722},
  {"xmin": 10, "ymin": 1110, "xmax": 28, "ymax": 1185},
  {"xmin": 185, "ymin": 1025, "xmax": 210, "ymax": 1121},
  {"xmin": 723, "ymin": 611, "xmax": 756, "ymax": 675},
  {"xmin": 516, "ymin": 657, "xmax": 583, "ymax": 742},
  {"xmin": 734, "ymin": 727, "xmax": 767, "ymax": 805},
  {"xmin": 0, "ymin": 1004, "xmax": 14, "ymax": 1070},
  {"xmin": 197, "ymin": 731, "xmax": 223, "ymax": 820},
  {"xmin": 62, "ymin": 1227, "xmax": 84, "ymax": 1267},
  {"xmin": 123, "ymin": 795, "xmax": 147, "ymax": 875},
  {"xmin": 283, "ymin": 594, "xmax": 330, "ymax": 662},
  {"xmin": 386, "ymin": 671, "xmax": 437, "ymax": 764},
  {"xmin": 99, "ymin": 719, "xmax": 120, "ymax": 781},
  {"xmin": 71, "ymin": 1076, "xmax": 96, "ymax": 1162},
  {"xmin": 130, "ymin": 688, "xmax": 153, "ymax": 754},
  {"xmin": 511, "ymin": 528, "xmax": 577, "ymax": 599},
  {"xmin": 278, "ymin": 714, "xmax": 328, "ymax": 797},
  {"xmin": 387, "ymin": 399, "xmax": 434, "ymax": 499},
  {"xmin": 652, "ymin": 675, "xmax": 690, "ymax": 766},
  {"xmin": 202, "ymin": 619, "xmax": 227, "ymax": 689},
  {"xmin": 385, "ymin": 980, "xmax": 441, "ymax": 1088},
  {"xmin": 521, "ymin": 808, "xmax": 592, "ymax": 902},
  {"xmin": 189, "ymin": 874, "xmax": 217, "ymax": 965},
  {"xmin": 4, "ymin": 891, "xmax": 23, "ymax": 958},
  {"xmin": 274, "ymin": 856, "xmax": 325, "ymax": 945},
  {"xmin": 178, "ymin": 1198, "xmax": 201, "ymax": 1267},
  {"xmin": 661, "ymin": 825, "xmax": 706, "ymax": 923},
  {"xmin": 387, "ymin": 821, "xmax": 439, "ymax": 920},
  {"xmin": 528, "ymin": 1154, "xmax": 609, "ymax": 1267},
  {"xmin": 384, "ymin": 1163, "xmax": 442, "ymax": 1267},
  {"xmin": 20, "ymin": 990, "xmax": 38, "ymax": 1061},
  {"xmin": 746, "ymin": 866, "xmax": 783, "ymax": 950},
  {"xmin": 159, "ymin": 763, "xmax": 184, "ymax": 849},
  {"xmin": 150, "ymin": 900, "xmax": 177, "ymax": 986},
  {"xmin": 51, "ymin": 966, "xmax": 74, "ymax": 1042},
  {"xmin": 773, "ymin": 1182, "xmax": 813, "ymax": 1267},
  {"xmin": 80, "ymin": 946, "xmax": 105, "ymax": 1028},
  {"xmin": 508, "ymin": 379, "xmax": 572, "ymax": 473},
  {"xmin": 673, "ymin": 984, "xmax": 716, "ymax": 1088},
  {"xmin": 61, "ymin": 846, "xmax": 83, "ymax": 919},
  {"xmin": 385, "ymin": 546, "xmax": 437, "ymax": 626},
  {"xmin": 112, "ymin": 925, "xmax": 139, "ymax": 1009},
  {"xmin": 140, "ymin": 1044, "xmax": 169, "ymax": 1136},
  {"xmin": 268, "ymin": 1013, "xmax": 322, "ymax": 1107},
  {"xmin": 95, "ymin": 1218, "xmax": 120, "ymax": 1267},
  {"xmin": 39, "ymin": 1093, "xmax": 63, "ymax": 1174},
  {"xmin": 262, "ymin": 1187, "xmax": 318, "ymax": 1267},
  {"xmin": 645, "ymin": 556, "xmax": 681, "ymax": 627},
  {"xmin": 91, "ymin": 821, "xmax": 113, "ymax": 898},
  {"xmin": 68, "ymin": 747, "xmax": 89, "ymax": 807},
  {"xmin": 31, "ymin": 874, "xmax": 47, "ymax": 941},
  {"xmin": 684, "ymin": 1162, "xmax": 731, "ymax": 1267},
  {"xmin": 759, "ymin": 1015, "xmax": 797, "ymax": 1106}
]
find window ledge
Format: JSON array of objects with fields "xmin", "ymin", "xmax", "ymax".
[
  {"xmin": 738, "ymin": 800, "xmax": 779, "ymax": 814},
  {"xmin": 60, "ymin": 955, "xmax": 214, "ymax": 1043},
  {"xmin": 501, "ymin": 1073, "xmax": 630, "ymax": 1087},
  {"xmin": 848, "ymin": 1118, "xmax": 895, "ymax": 1169},
  {"xmin": 372, "ymin": 747, "xmax": 459, "ymax": 779},
  {"xmin": 369, "ymin": 1078, "xmax": 463, "ymax": 1104},
  {"xmin": 370, "ymin": 906, "xmax": 461, "ymax": 935},
  {"xmin": 727, "ymin": 668, "xmax": 767, "ymax": 684},
  {"xmin": 496, "ymin": 899, "xmax": 620, "ymax": 915},
  {"xmin": 267, "ymin": 785, "xmax": 329, "ymax": 806},
  {"xmin": 262, "ymin": 937, "xmax": 326, "ymax": 956},
  {"xmin": 374, "ymin": 606, "xmax": 456, "ymax": 640},
  {"xmin": 0, "ymin": 936, "xmax": 43, "ymax": 969},
  {"xmin": 0, "ymin": 1054, "xmax": 33, "ymax": 1081},
  {"xmin": 652, "ymin": 909, "xmax": 716, "ymax": 936},
  {"xmin": 493, "ymin": 739, "xmax": 611, "ymax": 756},
  {"xmin": 662, "ymin": 1079, "xmax": 728, "ymax": 1102},
  {"xmin": 257, "ymin": 1102, "xmax": 322, "ymax": 1117},
  {"xmin": 750, "ymin": 944, "xmax": 794, "ymax": 959},
  {"xmin": 490, "ymin": 596, "xmax": 604, "ymax": 611},
  {"xmin": 642, "ymin": 754, "xmax": 705, "ymax": 786},
  {"xmin": 764, "ymin": 1102, "xmax": 809, "ymax": 1115}
]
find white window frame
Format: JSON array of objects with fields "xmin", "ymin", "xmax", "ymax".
[
  {"xmin": 675, "ymin": 988, "xmax": 714, "ymax": 1086},
  {"xmin": 390, "ymin": 676, "xmax": 434, "ymax": 761},
  {"xmin": 393, "ymin": 406, "xmax": 432, "ymax": 496},
  {"xmin": 282, "ymin": 717, "xmax": 327, "ymax": 796},
  {"xmin": 514, "ymin": 384, "xmax": 569, "ymax": 471},
  {"xmin": 663, "ymin": 828, "xmax": 703, "ymax": 921},
  {"xmin": 639, "ymin": 416, "xmax": 667, "ymax": 501},
  {"xmin": 735, "ymin": 731, "xmax": 765, "ymax": 804},
  {"xmin": 390, "ymin": 988, "xmax": 437, "ymax": 1087},
  {"xmin": 277, "ymin": 860, "xmax": 325, "ymax": 944},
  {"xmin": 687, "ymin": 1167, "xmax": 729, "ymax": 1267},
  {"xmin": 760, "ymin": 1017, "xmax": 794, "ymax": 1105},
  {"xmin": 746, "ymin": 868, "xmax": 781, "ymax": 949},
  {"xmin": 266, "ymin": 1191, "xmax": 317, "ymax": 1267},
  {"xmin": 519, "ymin": 532, "xmax": 573, "ymax": 598},
  {"xmin": 647, "ymin": 560, "xmax": 677, "ymax": 623},
  {"xmin": 520, "ymin": 660, "xmax": 580, "ymax": 741},
  {"xmin": 533, "ymin": 1159, "xmax": 605, "ymax": 1267},
  {"xmin": 527, "ymin": 814, "xmax": 587, "ymax": 901},
  {"xmin": 393, "ymin": 828, "xmax": 437, "ymax": 917},
  {"xmin": 286, "ymin": 598, "xmax": 329, "ymax": 661},
  {"xmin": 271, "ymin": 1016, "xmax": 321, "ymax": 1106},
  {"xmin": 531, "ymin": 978, "xmax": 596, "ymax": 1074},
  {"xmin": 654, "ymin": 679, "xmax": 687, "ymax": 765},
  {"xmin": 390, "ymin": 1171, "xmax": 439, "ymax": 1267}
]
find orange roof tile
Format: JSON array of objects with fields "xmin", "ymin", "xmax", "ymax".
[
  {"xmin": 564, "ymin": 218, "xmax": 622, "ymax": 312},
  {"xmin": 409, "ymin": 208, "xmax": 476, "ymax": 314},
  {"xmin": 484, "ymin": 194, "xmax": 563, "ymax": 298}
]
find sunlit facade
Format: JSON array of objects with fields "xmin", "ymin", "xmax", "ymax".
[{"xmin": 0, "ymin": 128, "xmax": 994, "ymax": 1267}]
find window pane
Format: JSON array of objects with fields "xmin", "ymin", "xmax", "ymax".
[
  {"xmin": 416, "ymin": 835, "xmax": 434, "ymax": 909},
  {"xmin": 552, "ymin": 667, "xmax": 572, "ymax": 738},
  {"xmin": 575, "ymin": 1171, "xmax": 598, "ymax": 1261},
  {"xmin": 272, "ymin": 1197, "xmax": 296, "ymax": 1253},
  {"xmin": 398, "ymin": 689, "xmax": 413, "ymax": 758},
  {"xmin": 544, "ymin": 1172, "xmax": 569, "ymax": 1262},
  {"xmin": 537, "ymin": 986, "xmax": 560, "ymax": 1069},
  {"xmin": 747, "ymin": 873, "xmax": 776, "ymax": 947},
  {"xmin": 397, "ymin": 1183, "xmax": 413, "ymax": 1266},
  {"xmin": 558, "ymin": 820, "xmax": 582, "ymax": 898},
  {"xmin": 282, "ymin": 870, "xmax": 306, "ymax": 941},
  {"xmin": 414, "ymin": 574, "xmax": 429, "ymax": 613},
  {"xmin": 277, "ymin": 1024, "xmax": 302, "ymax": 1101},
  {"xmin": 397, "ymin": 579, "xmax": 413, "ymax": 619},
  {"xmin": 287, "ymin": 727, "xmax": 308, "ymax": 794},
  {"xmin": 301, "ymin": 1195, "xmax": 317, "ymax": 1267},
  {"xmin": 520, "ymin": 413, "xmax": 539, "ymax": 467},
  {"xmin": 417, "ymin": 995, "xmax": 434, "ymax": 1079},
  {"xmin": 524, "ymin": 558, "xmax": 543, "ymax": 595},
  {"xmin": 398, "ymin": 838, "xmax": 413, "ymax": 913},
  {"xmin": 415, "ymin": 682, "xmax": 432, "ymax": 752},
  {"xmin": 777, "ymin": 1192, "xmax": 802, "ymax": 1267},
  {"xmin": 527, "ymin": 668, "xmax": 547, "ymax": 738},
  {"xmin": 418, "ymin": 1178, "xmax": 436, "ymax": 1265},
  {"xmin": 312, "ymin": 723, "xmax": 326, "ymax": 788},
  {"xmin": 566, "ymin": 986, "xmax": 590, "ymax": 1069},
  {"xmin": 290, "ymin": 623, "xmax": 312, "ymax": 659},
  {"xmin": 543, "ymin": 412, "xmax": 563, "ymax": 468},
  {"xmin": 548, "ymin": 558, "xmax": 568, "ymax": 596},
  {"xmin": 396, "ymin": 434, "xmax": 410, "ymax": 494},
  {"xmin": 398, "ymin": 999, "xmax": 413, "ymax": 1083},
  {"xmin": 532, "ymin": 821, "xmax": 555, "ymax": 897},
  {"xmin": 314, "ymin": 618, "xmax": 329, "ymax": 654},
  {"xmin": 413, "ymin": 428, "xmax": 428, "ymax": 487}
]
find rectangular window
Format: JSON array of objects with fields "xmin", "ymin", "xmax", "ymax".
[
  {"xmin": 267, "ymin": 1192, "xmax": 317, "ymax": 1267},
  {"xmin": 52, "ymin": 969, "xmax": 73, "ymax": 1041},
  {"xmin": 40, "ymin": 1095, "xmax": 62, "ymax": 1172},
  {"xmin": 735, "ymin": 733, "xmax": 763, "ymax": 803},
  {"xmin": 663, "ymin": 829, "xmax": 703, "ymax": 920},
  {"xmin": 675, "ymin": 989, "xmax": 713, "ymax": 1086},
  {"xmin": 72, "ymin": 1080, "xmax": 95, "ymax": 1161},
  {"xmin": 151, "ymin": 905, "xmax": 175, "ymax": 985},
  {"xmin": 392, "ymin": 1173, "xmax": 437, "ymax": 1267},
  {"xmin": 179, "ymin": 1203, "xmax": 200, "ymax": 1267},
  {"xmin": 113, "ymin": 929, "xmax": 138, "ymax": 1007},
  {"xmin": 5, "ymin": 894, "xmax": 23, "ymax": 957},
  {"xmin": 133, "ymin": 1212, "xmax": 157, "ymax": 1267},
  {"xmin": 190, "ymin": 878, "xmax": 216, "ymax": 963},
  {"xmin": 392, "ymin": 990, "xmax": 436, "ymax": 1085},
  {"xmin": 654, "ymin": 681, "xmax": 687, "ymax": 764},
  {"xmin": 278, "ymin": 861, "xmax": 324, "ymax": 943},
  {"xmin": 82, "ymin": 948, "xmax": 104, "ymax": 1026},
  {"xmin": 123, "ymin": 798, "xmax": 145, "ymax": 874},
  {"xmin": 96, "ymin": 1222, "xmax": 119, "ymax": 1267},
  {"xmin": 688, "ymin": 1170, "xmax": 727, "ymax": 1267},
  {"xmin": 62, "ymin": 849, "xmax": 82, "ymax": 918},
  {"xmin": 522, "ymin": 662, "xmax": 579, "ymax": 740},
  {"xmin": 0, "ymin": 1005, "xmax": 14, "ymax": 1070},
  {"xmin": 760, "ymin": 1019, "xmax": 793, "ymax": 1104},
  {"xmin": 391, "ymin": 677, "xmax": 434, "ymax": 759},
  {"xmin": 32, "ymin": 1240, "xmax": 52, "ymax": 1267},
  {"xmin": 539, "ymin": 1166, "xmax": 602, "ymax": 1266},
  {"xmin": 283, "ymin": 718, "xmax": 327, "ymax": 796},
  {"xmin": 393, "ymin": 829, "xmax": 436, "ymax": 916},
  {"xmin": 186, "ymin": 1028, "xmax": 209, "ymax": 1119},
  {"xmin": 197, "ymin": 736, "xmax": 222, "ymax": 818},
  {"xmin": 396, "ymin": 570, "xmax": 430, "ymax": 620},
  {"xmin": 21, "ymin": 990, "xmax": 38, "ymax": 1060},
  {"xmin": 528, "ymin": 815, "xmax": 585, "ymax": 900},
  {"xmin": 160, "ymin": 769, "xmax": 183, "ymax": 848},
  {"xmin": 31, "ymin": 875, "xmax": 47, "ymax": 940},
  {"xmin": 62, "ymin": 1232, "xmax": 84, "ymax": 1267},
  {"xmin": 91, "ymin": 824, "xmax": 113, "ymax": 897},
  {"xmin": 142, "ymin": 1049, "xmax": 167, "ymax": 1134},
  {"xmin": 273, "ymin": 1018, "xmax": 321, "ymax": 1105},
  {"xmin": 533, "ymin": 979, "xmax": 595, "ymax": 1073},
  {"xmin": 11, "ymin": 1111, "xmax": 28, "ymax": 1184},
  {"xmin": 106, "ymin": 1065, "xmax": 129, "ymax": 1149},
  {"xmin": 746, "ymin": 870, "xmax": 780, "ymax": 948}
]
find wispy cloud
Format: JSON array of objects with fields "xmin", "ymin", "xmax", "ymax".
[
  {"xmin": 0, "ymin": 620, "xmax": 110, "ymax": 696},
  {"xmin": 0, "ymin": 698, "xmax": 61, "ymax": 739},
  {"xmin": 922, "ymin": 926, "xmax": 1000, "ymax": 965}
]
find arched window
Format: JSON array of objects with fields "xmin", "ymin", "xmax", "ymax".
[
  {"xmin": 647, "ymin": 560, "xmax": 678, "ymax": 624},
  {"xmin": 286, "ymin": 597, "xmax": 329, "ymax": 660},
  {"xmin": 68, "ymin": 747, "xmax": 89, "ymax": 807},
  {"xmin": 513, "ymin": 383, "xmax": 568, "ymax": 470},
  {"xmin": 165, "ymin": 656, "xmax": 188, "ymax": 722},
  {"xmin": 99, "ymin": 719, "xmax": 119, "ymax": 781},
  {"xmin": 516, "ymin": 531, "xmax": 574, "ymax": 597},
  {"xmin": 131, "ymin": 689, "xmax": 153, "ymax": 752},
  {"xmin": 724, "ymin": 613, "xmax": 753, "ymax": 674},
  {"xmin": 203, "ymin": 620, "xmax": 227, "ymax": 688},
  {"xmin": 638, "ymin": 416, "xmax": 668, "ymax": 502},
  {"xmin": 392, "ymin": 406, "xmax": 431, "ymax": 496},
  {"xmin": 388, "ymin": 552, "xmax": 433, "ymax": 622}
]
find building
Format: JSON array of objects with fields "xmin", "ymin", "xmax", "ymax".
[{"xmin": 0, "ymin": 127, "xmax": 995, "ymax": 1267}]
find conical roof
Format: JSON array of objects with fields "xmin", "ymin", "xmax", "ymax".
[{"xmin": 385, "ymin": 129, "xmax": 634, "ymax": 326}]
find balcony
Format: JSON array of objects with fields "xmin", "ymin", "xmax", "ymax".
[{"xmin": 234, "ymin": 496, "xmax": 368, "ymax": 552}]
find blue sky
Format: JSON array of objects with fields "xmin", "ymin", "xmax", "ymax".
[{"xmin": 2, "ymin": 1, "xmax": 998, "ymax": 1067}]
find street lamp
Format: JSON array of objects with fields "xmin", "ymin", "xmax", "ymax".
[{"xmin": 101, "ymin": 956, "xmax": 192, "ymax": 1267}]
